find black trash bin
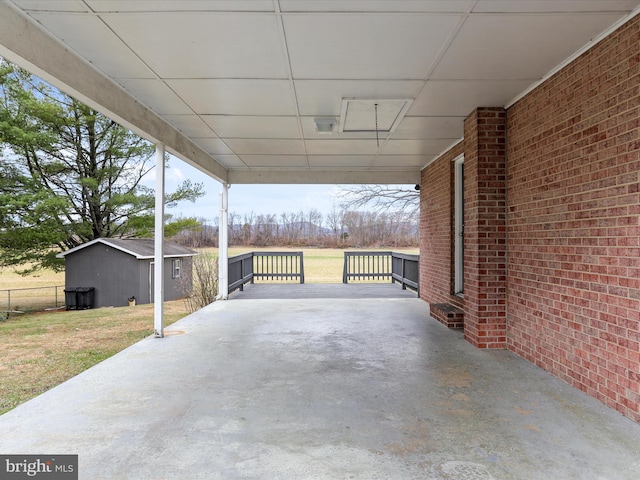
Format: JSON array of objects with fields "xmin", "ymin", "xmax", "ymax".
[
  {"xmin": 64, "ymin": 288, "xmax": 78, "ymax": 310},
  {"xmin": 76, "ymin": 287, "xmax": 95, "ymax": 309}
]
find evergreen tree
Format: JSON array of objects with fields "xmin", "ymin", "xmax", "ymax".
[{"xmin": 0, "ymin": 60, "xmax": 203, "ymax": 272}]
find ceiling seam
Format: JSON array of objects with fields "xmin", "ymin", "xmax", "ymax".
[
  {"xmin": 83, "ymin": 1, "xmax": 242, "ymax": 170},
  {"xmin": 273, "ymin": 0, "xmax": 309, "ymax": 171}
]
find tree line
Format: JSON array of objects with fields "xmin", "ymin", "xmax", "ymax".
[{"xmin": 170, "ymin": 207, "xmax": 418, "ymax": 249}]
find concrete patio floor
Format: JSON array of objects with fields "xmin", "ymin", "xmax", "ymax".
[{"xmin": 1, "ymin": 284, "xmax": 639, "ymax": 479}]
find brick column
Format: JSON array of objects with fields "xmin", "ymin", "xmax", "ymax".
[{"xmin": 463, "ymin": 108, "xmax": 507, "ymax": 348}]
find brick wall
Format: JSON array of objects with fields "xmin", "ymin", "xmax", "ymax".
[
  {"xmin": 420, "ymin": 142, "xmax": 464, "ymax": 311},
  {"xmin": 507, "ymin": 15, "xmax": 640, "ymax": 421},
  {"xmin": 464, "ymin": 108, "xmax": 508, "ymax": 348}
]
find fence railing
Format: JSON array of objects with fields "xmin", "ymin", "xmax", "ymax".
[
  {"xmin": 0, "ymin": 285, "xmax": 65, "ymax": 317},
  {"xmin": 391, "ymin": 252, "xmax": 420, "ymax": 294},
  {"xmin": 343, "ymin": 251, "xmax": 419, "ymax": 294},
  {"xmin": 228, "ymin": 252, "xmax": 255, "ymax": 293},
  {"xmin": 228, "ymin": 251, "xmax": 305, "ymax": 294},
  {"xmin": 343, "ymin": 251, "xmax": 393, "ymax": 282}
]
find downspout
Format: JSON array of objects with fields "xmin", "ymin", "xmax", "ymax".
[
  {"xmin": 154, "ymin": 144, "xmax": 165, "ymax": 337},
  {"xmin": 217, "ymin": 183, "xmax": 229, "ymax": 300}
]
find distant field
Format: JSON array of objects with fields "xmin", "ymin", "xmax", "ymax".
[
  {"xmin": 0, "ymin": 246, "xmax": 419, "ymax": 311},
  {"xmin": 0, "ymin": 266, "xmax": 66, "ymax": 313},
  {"xmin": 206, "ymin": 246, "xmax": 419, "ymax": 284}
]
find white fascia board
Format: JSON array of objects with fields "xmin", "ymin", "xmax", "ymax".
[
  {"xmin": 56, "ymin": 238, "xmax": 198, "ymax": 259},
  {"xmin": 55, "ymin": 238, "xmax": 105, "ymax": 258},
  {"xmin": 137, "ymin": 253, "xmax": 198, "ymax": 260},
  {"xmin": 0, "ymin": 2, "xmax": 228, "ymax": 184},
  {"xmin": 228, "ymin": 169, "xmax": 421, "ymax": 185},
  {"xmin": 56, "ymin": 238, "xmax": 147, "ymax": 259}
]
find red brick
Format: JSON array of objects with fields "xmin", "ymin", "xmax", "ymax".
[{"xmin": 420, "ymin": 14, "xmax": 640, "ymax": 423}]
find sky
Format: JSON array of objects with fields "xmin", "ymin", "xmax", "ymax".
[{"xmin": 142, "ymin": 155, "xmax": 346, "ymax": 223}]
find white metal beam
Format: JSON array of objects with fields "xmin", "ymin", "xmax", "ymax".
[
  {"xmin": 154, "ymin": 144, "xmax": 165, "ymax": 338},
  {"xmin": 227, "ymin": 170, "xmax": 421, "ymax": 185},
  {"xmin": 0, "ymin": 1, "xmax": 228, "ymax": 184},
  {"xmin": 218, "ymin": 184, "xmax": 229, "ymax": 301}
]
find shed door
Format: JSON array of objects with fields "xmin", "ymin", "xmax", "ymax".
[{"xmin": 149, "ymin": 261, "xmax": 154, "ymax": 303}]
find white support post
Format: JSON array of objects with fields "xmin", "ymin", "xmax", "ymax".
[
  {"xmin": 218, "ymin": 183, "xmax": 229, "ymax": 300},
  {"xmin": 154, "ymin": 144, "xmax": 165, "ymax": 337}
]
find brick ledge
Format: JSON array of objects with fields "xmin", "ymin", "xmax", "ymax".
[{"xmin": 430, "ymin": 303, "xmax": 464, "ymax": 329}]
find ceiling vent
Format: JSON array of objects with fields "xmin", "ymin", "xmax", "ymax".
[
  {"xmin": 314, "ymin": 117, "xmax": 337, "ymax": 135},
  {"xmin": 338, "ymin": 98, "xmax": 413, "ymax": 134}
]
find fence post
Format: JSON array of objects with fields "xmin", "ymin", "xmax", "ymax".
[
  {"xmin": 402, "ymin": 256, "xmax": 407, "ymax": 290},
  {"xmin": 342, "ymin": 252, "xmax": 348, "ymax": 283},
  {"xmin": 299, "ymin": 252, "xmax": 305, "ymax": 284},
  {"xmin": 7, "ymin": 289, "xmax": 10, "ymax": 319}
]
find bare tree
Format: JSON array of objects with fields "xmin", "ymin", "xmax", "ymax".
[
  {"xmin": 182, "ymin": 252, "xmax": 218, "ymax": 313},
  {"xmin": 337, "ymin": 184, "xmax": 419, "ymax": 217},
  {"xmin": 325, "ymin": 206, "xmax": 343, "ymax": 237}
]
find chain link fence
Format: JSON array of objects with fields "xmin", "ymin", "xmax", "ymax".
[{"xmin": 0, "ymin": 285, "xmax": 65, "ymax": 318}]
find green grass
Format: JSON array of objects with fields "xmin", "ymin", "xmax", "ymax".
[{"xmin": 0, "ymin": 300, "xmax": 188, "ymax": 415}]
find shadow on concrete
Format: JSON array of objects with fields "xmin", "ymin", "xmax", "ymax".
[{"xmin": 230, "ymin": 282, "xmax": 418, "ymax": 299}]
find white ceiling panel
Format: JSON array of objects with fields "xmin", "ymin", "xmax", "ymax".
[
  {"xmin": 87, "ymin": 1, "xmax": 275, "ymax": 12},
  {"xmin": 431, "ymin": 13, "xmax": 625, "ymax": 80},
  {"xmin": 239, "ymin": 155, "xmax": 309, "ymax": 168},
  {"xmin": 280, "ymin": 1, "xmax": 474, "ymax": 13},
  {"xmin": 473, "ymin": 0, "xmax": 640, "ymax": 13},
  {"xmin": 305, "ymin": 140, "xmax": 382, "ymax": 155},
  {"xmin": 211, "ymin": 155, "xmax": 248, "ymax": 169},
  {"xmin": 300, "ymin": 117, "xmax": 378, "ymax": 139},
  {"xmin": 393, "ymin": 117, "xmax": 465, "ymax": 140},
  {"xmin": 14, "ymin": 1, "xmax": 88, "ymax": 11},
  {"xmin": 116, "ymin": 79, "xmax": 192, "ymax": 115},
  {"xmin": 167, "ymin": 80, "xmax": 296, "ymax": 116},
  {"xmin": 203, "ymin": 116, "xmax": 301, "ymax": 139},
  {"xmin": 295, "ymin": 80, "xmax": 424, "ymax": 116},
  {"xmin": 102, "ymin": 13, "xmax": 287, "ymax": 79},
  {"xmin": 372, "ymin": 155, "xmax": 434, "ymax": 167},
  {"xmin": 162, "ymin": 115, "xmax": 214, "ymax": 137},
  {"xmin": 283, "ymin": 14, "xmax": 462, "ymax": 79},
  {"xmin": 308, "ymin": 155, "xmax": 375, "ymax": 168},
  {"xmin": 381, "ymin": 139, "xmax": 456, "ymax": 155},
  {"xmin": 226, "ymin": 139, "xmax": 305, "ymax": 155},
  {"xmin": 28, "ymin": 13, "xmax": 154, "ymax": 78},
  {"xmin": 3, "ymin": 0, "xmax": 638, "ymax": 184},
  {"xmin": 409, "ymin": 80, "xmax": 535, "ymax": 116},
  {"xmin": 340, "ymin": 98, "xmax": 412, "ymax": 133},
  {"xmin": 190, "ymin": 138, "xmax": 235, "ymax": 155}
]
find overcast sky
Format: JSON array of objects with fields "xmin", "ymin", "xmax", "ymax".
[{"xmin": 143, "ymin": 155, "xmax": 346, "ymax": 222}]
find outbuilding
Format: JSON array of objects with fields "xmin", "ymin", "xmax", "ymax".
[{"xmin": 57, "ymin": 238, "xmax": 197, "ymax": 308}]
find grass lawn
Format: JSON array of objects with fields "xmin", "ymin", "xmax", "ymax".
[
  {"xmin": 0, "ymin": 300, "xmax": 187, "ymax": 415},
  {"xmin": 0, "ymin": 246, "xmax": 418, "ymax": 415}
]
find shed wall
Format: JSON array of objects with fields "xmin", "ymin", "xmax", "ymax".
[{"xmin": 65, "ymin": 243, "xmax": 141, "ymax": 308}]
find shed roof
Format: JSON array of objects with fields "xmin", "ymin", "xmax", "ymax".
[{"xmin": 56, "ymin": 238, "xmax": 198, "ymax": 260}]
